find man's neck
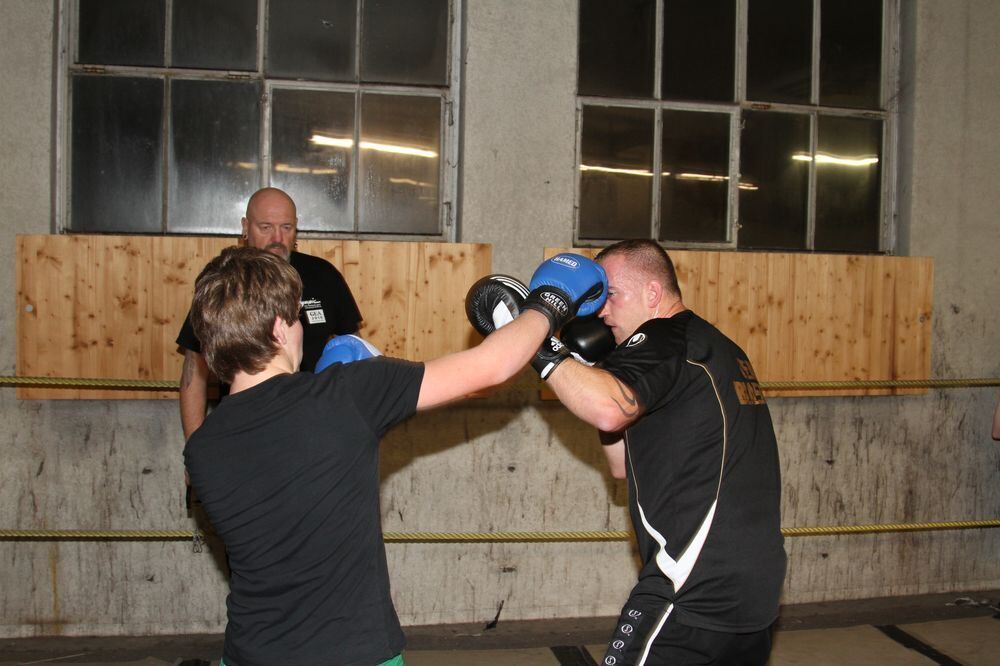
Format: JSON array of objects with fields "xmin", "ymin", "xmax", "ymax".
[{"xmin": 229, "ymin": 359, "xmax": 295, "ymax": 394}]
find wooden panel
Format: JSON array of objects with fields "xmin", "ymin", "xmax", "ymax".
[
  {"xmin": 16, "ymin": 236, "xmax": 490, "ymax": 400},
  {"xmin": 543, "ymin": 248, "xmax": 934, "ymax": 397}
]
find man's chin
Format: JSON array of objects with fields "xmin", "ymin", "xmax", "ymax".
[{"xmin": 265, "ymin": 245, "xmax": 291, "ymax": 260}]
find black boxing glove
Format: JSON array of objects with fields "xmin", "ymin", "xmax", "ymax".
[
  {"xmin": 465, "ymin": 274, "xmax": 529, "ymax": 336},
  {"xmin": 560, "ymin": 316, "xmax": 616, "ymax": 365},
  {"xmin": 530, "ymin": 336, "xmax": 572, "ymax": 380}
]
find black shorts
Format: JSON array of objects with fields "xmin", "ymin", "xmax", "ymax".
[{"xmin": 601, "ymin": 596, "xmax": 773, "ymax": 666}]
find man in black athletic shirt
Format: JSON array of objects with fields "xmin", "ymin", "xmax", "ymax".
[{"xmin": 537, "ymin": 239, "xmax": 786, "ymax": 665}]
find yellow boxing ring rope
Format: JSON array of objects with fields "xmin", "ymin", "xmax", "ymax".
[
  {"xmin": 1, "ymin": 376, "xmax": 997, "ymax": 543},
  {"xmin": 2, "ymin": 520, "xmax": 999, "ymax": 543},
  {"xmin": 1, "ymin": 376, "xmax": 998, "ymax": 390}
]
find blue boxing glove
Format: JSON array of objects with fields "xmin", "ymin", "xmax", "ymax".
[
  {"xmin": 523, "ymin": 253, "xmax": 608, "ymax": 335},
  {"xmin": 315, "ymin": 334, "xmax": 382, "ymax": 373}
]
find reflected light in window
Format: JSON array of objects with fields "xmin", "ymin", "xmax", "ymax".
[
  {"xmin": 310, "ymin": 133, "xmax": 437, "ymax": 158},
  {"xmin": 580, "ymin": 164, "xmax": 653, "ymax": 176},
  {"xmin": 792, "ymin": 152, "xmax": 879, "ymax": 166}
]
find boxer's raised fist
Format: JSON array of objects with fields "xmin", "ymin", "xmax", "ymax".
[
  {"xmin": 315, "ymin": 335, "xmax": 381, "ymax": 373},
  {"xmin": 523, "ymin": 253, "xmax": 608, "ymax": 335},
  {"xmin": 465, "ymin": 274, "xmax": 529, "ymax": 337}
]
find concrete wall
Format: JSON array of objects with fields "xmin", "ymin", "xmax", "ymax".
[{"xmin": 1, "ymin": 0, "xmax": 998, "ymax": 638}]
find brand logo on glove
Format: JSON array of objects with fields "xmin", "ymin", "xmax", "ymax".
[
  {"xmin": 540, "ymin": 292, "xmax": 569, "ymax": 316},
  {"xmin": 626, "ymin": 333, "xmax": 646, "ymax": 347},
  {"xmin": 552, "ymin": 256, "xmax": 579, "ymax": 269}
]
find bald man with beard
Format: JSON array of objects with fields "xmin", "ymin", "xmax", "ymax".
[{"xmin": 177, "ymin": 187, "xmax": 362, "ymax": 443}]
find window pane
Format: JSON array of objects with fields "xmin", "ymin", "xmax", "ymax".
[
  {"xmin": 662, "ymin": 0, "xmax": 735, "ymax": 102},
  {"xmin": 71, "ymin": 76, "xmax": 163, "ymax": 232},
  {"xmin": 271, "ymin": 88, "xmax": 355, "ymax": 233},
  {"xmin": 168, "ymin": 80, "xmax": 261, "ymax": 234},
  {"xmin": 267, "ymin": 0, "xmax": 356, "ymax": 81},
  {"xmin": 814, "ymin": 116, "xmax": 882, "ymax": 253},
  {"xmin": 358, "ymin": 94, "xmax": 441, "ymax": 234},
  {"xmin": 738, "ymin": 111, "xmax": 810, "ymax": 250},
  {"xmin": 578, "ymin": 0, "xmax": 655, "ymax": 98},
  {"xmin": 579, "ymin": 105, "xmax": 654, "ymax": 240},
  {"xmin": 659, "ymin": 111, "xmax": 730, "ymax": 243},
  {"xmin": 820, "ymin": 0, "xmax": 882, "ymax": 109},
  {"xmin": 172, "ymin": 0, "xmax": 257, "ymax": 71},
  {"xmin": 361, "ymin": 0, "xmax": 448, "ymax": 85},
  {"xmin": 747, "ymin": 0, "xmax": 812, "ymax": 104},
  {"xmin": 77, "ymin": 0, "xmax": 164, "ymax": 66}
]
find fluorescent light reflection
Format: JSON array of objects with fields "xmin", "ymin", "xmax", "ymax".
[
  {"xmin": 273, "ymin": 163, "xmax": 340, "ymax": 175},
  {"xmin": 309, "ymin": 134, "xmax": 437, "ymax": 158},
  {"xmin": 580, "ymin": 164, "xmax": 653, "ymax": 177},
  {"xmin": 792, "ymin": 152, "xmax": 879, "ymax": 167},
  {"xmin": 581, "ymin": 164, "xmax": 757, "ymax": 190}
]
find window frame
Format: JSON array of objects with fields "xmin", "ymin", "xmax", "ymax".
[
  {"xmin": 54, "ymin": 0, "xmax": 463, "ymax": 242},
  {"xmin": 574, "ymin": 0, "xmax": 900, "ymax": 254}
]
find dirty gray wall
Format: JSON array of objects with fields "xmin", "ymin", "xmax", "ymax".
[{"xmin": 1, "ymin": 0, "xmax": 998, "ymax": 638}]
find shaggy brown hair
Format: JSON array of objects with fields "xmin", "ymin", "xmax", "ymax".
[
  {"xmin": 191, "ymin": 246, "xmax": 302, "ymax": 383},
  {"xmin": 595, "ymin": 239, "xmax": 682, "ymax": 300}
]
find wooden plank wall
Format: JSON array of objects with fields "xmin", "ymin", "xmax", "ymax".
[
  {"xmin": 16, "ymin": 236, "xmax": 490, "ymax": 400},
  {"xmin": 546, "ymin": 248, "xmax": 934, "ymax": 397}
]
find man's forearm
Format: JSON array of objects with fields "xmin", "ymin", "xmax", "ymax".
[{"xmin": 179, "ymin": 351, "xmax": 210, "ymax": 439}]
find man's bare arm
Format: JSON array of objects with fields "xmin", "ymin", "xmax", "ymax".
[
  {"xmin": 179, "ymin": 350, "xmax": 211, "ymax": 440},
  {"xmin": 545, "ymin": 360, "xmax": 642, "ymax": 434},
  {"xmin": 599, "ymin": 430, "xmax": 627, "ymax": 479},
  {"xmin": 417, "ymin": 311, "xmax": 550, "ymax": 410}
]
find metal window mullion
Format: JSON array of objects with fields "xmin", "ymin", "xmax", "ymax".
[
  {"xmin": 55, "ymin": 0, "xmax": 72, "ymax": 232},
  {"xmin": 880, "ymin": 0, "xmax": 900, "ymax": 253},
  {"xmin": 650, "ymin": 0, "xmax": 663, "ymax": 240},
  {"xmin": 573, "ymin": 102, "xmax": 584, "ymax": 244},
  {"xmin": 651, "ymin": 108, "xmax": 663, "ymax": 241},
  {"xmin": 811, "ymin": 0, "xmax": 820, "ymax": 105},
  {"xmin": 727, "ymin": 109, "xmax": 740, "ymax": 248},
  {"xmin": 258, "ymin": 0, "xmax": 267, "ymax": 74},
  {"xmin": 805, "ymin": 111, "xmax": 817, "ymax": 251},
  {"xmin": 162, "ymin": 77, "xmax": 171, "ymax": 233},
  {"xmin": 352, "ymin": 89, "xmax": 362, "ymax": 234},
  {"xmin": 654, "ymin": 0, "xmax": 663, "ymax": 100},
  {"xmin": 732, "ymin": 0, "xmax": 748, "ymax": 246},
  {"xmin": 442, "ymin": 0, "xmax": 462, "ymax": 242},
  {"xmin": 164, "ymin": 0, "xmax": 173, "ymax": 66},
  {"xmin": 261, "ymin": 81, "xmax": 272, "ymax": 188}
]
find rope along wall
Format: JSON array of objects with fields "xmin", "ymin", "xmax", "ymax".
[
  {"xmin": 1, "ymin": 376, "xmax": 998, "ymax": 390},
  {"xmin": 2, "ymin": 520, "xmax": 999, "ymax": 543}
]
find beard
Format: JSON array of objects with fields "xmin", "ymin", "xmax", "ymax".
[{"xmin": 264, "ymin": 242, "xmax": 291, "ymax": 261}]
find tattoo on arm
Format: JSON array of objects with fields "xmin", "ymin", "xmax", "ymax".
[
  {"xmin": 610, "ymin": 377, "xmax": 639, "ymax": 418},
  {"xmin": 181, "ymin": 353, "xmax": 195, "ymax": 389}
]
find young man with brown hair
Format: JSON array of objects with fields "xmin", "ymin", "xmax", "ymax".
[{"xmin": 184, "ymin": 246, "xmax": 605, "ymax": 665}]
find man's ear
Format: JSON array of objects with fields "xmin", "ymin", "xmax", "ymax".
[
  {"xmin": 272, "ymin": 316, "xmax": 287, "ymax": 345},
  {"xmin": 240, "ymin": 217, "xmax": 250, "ymax": 241},
  {"xmin": 646, "ymin": 279, "xmax": 664, "ymax": 311}
]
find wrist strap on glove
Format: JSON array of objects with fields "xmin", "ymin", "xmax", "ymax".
[{"xmin": 531, "ymin": 336, "xmax": 572, "ymax": 380}]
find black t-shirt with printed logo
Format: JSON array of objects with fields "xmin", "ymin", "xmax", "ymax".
[
  {"xmin": 184, "ymin": 358, "xmax": 424, "ymax": 666},
  {"xmin": 176, "ymin": 251, "xmax": 362, "ymax": 374},
  {"xmin": 600, "ymin": 311, "xmax": 786, "ymax": 633}
]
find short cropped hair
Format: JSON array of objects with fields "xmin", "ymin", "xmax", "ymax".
[
  {"xmin": 595, "ymin": 239, "xmax": 682, "ymax": 300},
  {"xmin": 191, "ymin": 246, "xmax": 302, "ymax": 383}
]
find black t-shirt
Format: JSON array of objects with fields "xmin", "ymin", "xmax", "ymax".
[
  {"xmin": 176, "ymin": 251, "xmax": 362, "ymax": 373},
  {"xmin": 601, "ymin": 311, "xmax": 786, "ymax": 633},
  {"xmin": 184, "ymin": 358, "xmax": 424, "ymax": 666}
]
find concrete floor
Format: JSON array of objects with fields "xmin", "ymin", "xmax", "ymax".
[{"xmin": 1, "ymin": 590, "xmax": 997, "ymax": 665}]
